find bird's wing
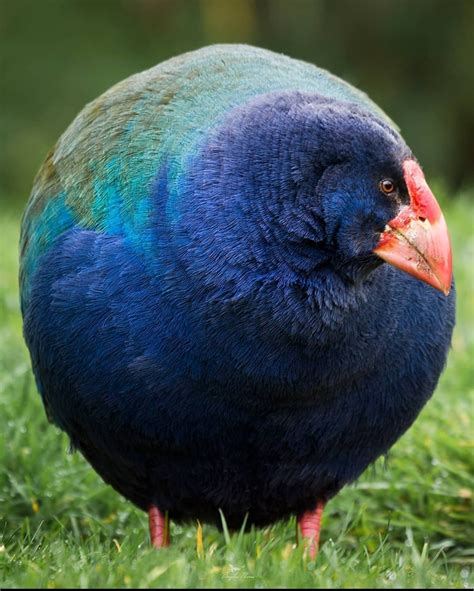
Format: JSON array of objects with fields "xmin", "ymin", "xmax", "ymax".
[{"xmin": 20, "ymin": 44, "xmax": 397, "ymax": 307}]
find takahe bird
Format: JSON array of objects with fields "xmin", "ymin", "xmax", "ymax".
[{"xmin": 20, "ymin": 45, "xmax": 455, "ymax": 558}]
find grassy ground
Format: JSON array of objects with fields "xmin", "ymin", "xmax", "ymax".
[{"xmin": 1, "ymin": 190, "xmax": 473, "ymax": 589}]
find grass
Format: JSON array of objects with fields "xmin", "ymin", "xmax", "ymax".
[{"xmin": 0, "ymin": 189, "xmax": 473, "ymax": 588}]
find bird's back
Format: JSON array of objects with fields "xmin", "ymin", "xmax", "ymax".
[{"xmin": 20, "ymin": 44, "xmax": 393, "ymax": 306}]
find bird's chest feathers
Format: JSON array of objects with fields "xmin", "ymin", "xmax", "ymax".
[{"xmin": 165, "ymin": 267, "xmax": 397, "ymax": 398}]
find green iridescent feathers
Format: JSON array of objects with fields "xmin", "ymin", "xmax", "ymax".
[{"xmin": 20, "ymin": 44, "xmax": 395, "ymax": 301}]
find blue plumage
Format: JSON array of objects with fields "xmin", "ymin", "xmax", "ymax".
[{"xmin": 21, "ymin": 46, "xmax": 455, "ymax": 540}]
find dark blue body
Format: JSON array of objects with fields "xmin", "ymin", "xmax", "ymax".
[{"xmin": 23, "ymin": 92, "xmax": 455, "ymax": 527}]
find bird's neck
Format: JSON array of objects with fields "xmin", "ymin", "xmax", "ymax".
[{"xmin": 256, "ymin": 263, "xmax": 393, "ymax": 344}]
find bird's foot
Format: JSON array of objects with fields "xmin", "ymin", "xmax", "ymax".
[
  {"xmin": 298, "ymin": 499, "xmax": 325, "ymax": 560},
  {"xmin": 148, "ymin": 505, "xmax": 170, "ymax": 548}
]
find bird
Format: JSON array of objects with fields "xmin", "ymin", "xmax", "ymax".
[{"xmin": 20, "ymin": 44, "xmax": 455, "ymax": 559}]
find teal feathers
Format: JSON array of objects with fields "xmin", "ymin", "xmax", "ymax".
[{"xmin": 20, "ymin": 44, "xmax": 394, "ymax": 302}]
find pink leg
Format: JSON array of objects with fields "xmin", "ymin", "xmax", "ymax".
[
  {"xmin": 148, "ymin": 505, "xmax": 170, "ymax": 548},
  {"xmin": 298, "ymin": 500, "xmax": 325, "ymax": 559}
]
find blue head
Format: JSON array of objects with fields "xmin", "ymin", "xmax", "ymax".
[
  {"xmin": 168, "ymin": 90, "xmax": 452, "ymax": 355},
  {"xmin": 179, "ymin": 92, "xmax": 414, "ymax": 290}
]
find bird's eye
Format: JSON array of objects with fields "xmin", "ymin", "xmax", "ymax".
[{"xmin": 379, "ymin": 179, "xmax": 396, "ymax": 195}]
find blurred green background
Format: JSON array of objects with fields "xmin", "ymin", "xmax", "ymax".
[
  {"xmin": 1, "ymin": 0, "xmax": 474, "ymax": 210},
  {"xmin": 1, "ymin": 3, "xmax": 473, "ymax": 587}
]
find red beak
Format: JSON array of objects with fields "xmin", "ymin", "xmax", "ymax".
[{"xmin": 373, "ymin": 160, "xmax": 452, "ymax": 295}]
